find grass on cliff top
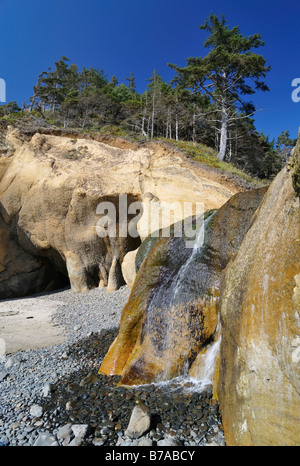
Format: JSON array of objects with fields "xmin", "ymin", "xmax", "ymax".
[
  {"xmin": 0, "ymin": 115, "xmax": 266, "ymax": 186},
  {"xmin": 157, "ymin": 138, "xmax": 267, "ymax": 187},
  {"xmin": 95, "ymin": 127, "xmax": 266, "ymax": 186}
]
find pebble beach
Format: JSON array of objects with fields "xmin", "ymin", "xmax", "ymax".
[{"xmin": 0, "ymin": 285, "xmax": 225, "ymax": 447}]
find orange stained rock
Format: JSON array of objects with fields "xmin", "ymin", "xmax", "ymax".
[
  {"xmin": 99, "ymin": 230, "xmax": 220, "ymax": 385},
  {"xmin": 218, "ymin": 162, "xmax": 300, "ymax": 446}
]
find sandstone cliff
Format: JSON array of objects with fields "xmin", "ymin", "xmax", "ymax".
[
  {"xmin": 0, "ymin": 126, "xmax": 242, "ymax": 299},
  {"xmin": 1, "ymin": 123, "xmax": 298, "ymax": 446},
  {"xmin": 100, "ymin": 130, "xmax": 300, "ymax": 446}
]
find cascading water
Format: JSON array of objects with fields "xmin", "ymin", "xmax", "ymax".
[
  {"xmin": 151, "ymin": 316, "xmax": 221, "ymax": 394},
  {"xmin": 100, "ymin": 208, "xmax": 222, "ymax": 390},
  {"xmin": 142, "ymin": 210, "xmax": 221, "ymax": 392},
  {"xmin": 188, "ymin": 316, "xmax": 221, "ymax": 390},
  {"xmin": 173, "ymin": 211, "xmax": 216, "ymax": 299}
]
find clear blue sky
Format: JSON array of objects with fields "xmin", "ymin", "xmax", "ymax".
[{"xmin": 0, "ymin": 0, "xmax": 299, "ymax": 140}]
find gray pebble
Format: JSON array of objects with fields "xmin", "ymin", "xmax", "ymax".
[
  {"xmin": 29, "ymin": 404, "xmax": 43, "ymax": 418},
  {"xmin": 42, "ymin": 382, "xmax": 56, "ymax": 397},
  {"xmin": 57, "ymin": 423, "xmax": 72, "ymax": 440},
  {"xmin": 33, "ymin": 431, "xmax": 58, "ymax": 446},
  {"xmin": 0, "ymin": 285, "xmax": 225, "ymax": 447}
]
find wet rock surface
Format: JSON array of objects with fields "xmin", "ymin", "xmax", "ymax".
[{"xmin": 0, "ymin": 285, "xmax": 225, "ymax": 447}]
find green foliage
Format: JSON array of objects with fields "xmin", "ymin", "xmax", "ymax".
[
  {"xmin": 112, "ymin": 83, "xmax": 134, "ymax": 102},
  {"xmin": 98, "ymin": 125, "xmax": 130, "ymax": 137},
  {"xmin": 125, "ymin": 72, "xmax": 137, "ymax": 93},
  {"xmin": 0, "ymin": 101, "xmax": 21, "ymax": 117},
  {"xmin": 19, "ymin": 16, "xmax": 292, "ymax": 182},
  {"xmin": 168, "ymin": 13, "xmax": 270, "ymax": 161},
  {"xmin": 167, "ymin": 139, "xmax": 267, "ymax": 186}
]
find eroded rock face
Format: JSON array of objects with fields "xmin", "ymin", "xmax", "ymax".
[
  {"xmin": 0, "ymin": 126, "xmax": 241, "ymax": 299},
  {"xmin": 218, "ymin": 138, "xmax": 300, "ymax": 445},
  {"xmin": 99, "ymin": 188, "xmax": 266, "ymax": 385}
]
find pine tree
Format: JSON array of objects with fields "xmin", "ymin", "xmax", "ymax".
[
  {"xmin": 275, "ymin": 130, "xmax": 297, "ymax": 162},
  {"xmin": 169, "ymin": 13, "xmax": 270, "ymax": 160},
  {"xmin": 125, "ymin": 72, "xmax": 137, "ymax": 93},
  {"xmin": 109, "ymin": 75, "xmax": 119, "ymax": 88}
]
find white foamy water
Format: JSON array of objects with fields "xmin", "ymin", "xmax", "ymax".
[
  {"xmin": 134, "ymin": 317, "xmax": 222, "ymax": 394},
  {"xmin": 190, "ymin": 318, "xmax": 221, "ymax": 384}
]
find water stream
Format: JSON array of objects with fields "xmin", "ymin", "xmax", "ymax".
[
  {"xmin": 152, "ymin": 316, "xmax": 222, "ymax": 394},
  {"xmin": 173, "ymin": 211, "xmax": 216, "ymax": 299},
  {"xmin": 140, "ymin": 210, "xmax": 221, "ymax": 393}
]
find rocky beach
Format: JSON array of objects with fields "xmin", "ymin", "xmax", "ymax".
[
  {"xmin": 0, "ymin": 285, "xmax": 225, "ymax": 447},
  {"xmin": 0, "ymin": 124, "xmax": 298, "ymax": 447}
]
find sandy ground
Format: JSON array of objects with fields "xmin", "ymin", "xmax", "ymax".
[{"xmin": 0, "ymin": 296, "xmax": 66, "ymax": 355}]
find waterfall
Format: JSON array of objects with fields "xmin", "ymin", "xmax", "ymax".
[
  {"xmin": 150, "ymin": 318, "xmax": 222, "ymax": 393},
  {"xmin": 109, "ymin": 208, "xmax": 222, "ymax": 391},
  {"xmin": 151, "ymin": 210, "xmax": 221, "ymax": 393},
  {"xmin": 172, "ymin": 210, "xmax": 216, "ymax": 302},
  {"xmin": 189, "ymin": 317, "xmax": 221, "ymax": 388}
]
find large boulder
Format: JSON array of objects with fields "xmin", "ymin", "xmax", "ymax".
[
  {"xmin": 217, "ymin": 134, "xmax": 300, "ymax": 445},
  {"xmin": 99, "ymin": 187, "xmax": 266, "ymax": 385},
  {"xmin": 0, "ymin": 126, "xmax": 242, "ymax": 299}
]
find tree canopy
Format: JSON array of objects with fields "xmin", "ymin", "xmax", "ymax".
[
  {"xmin": 0, "ymin": 14, "xmax": 294, "ymax": 181},
  {"xmin": 169, "ymin": 13, "xmax": 271, "ymax": 160}
]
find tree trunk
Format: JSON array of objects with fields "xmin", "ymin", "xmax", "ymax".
[
  {"xmin": 82, "ymin": 110, "xmax": 88, "ymax": 130},
  {"xmin": 151, "ymin": 92, "xmax": 155, "ymax": 139},
  {"xmin": 175, "ymin": 94, "xmax": 179, "ymax": 141},
  {"xmin": 141, "ymin": 115, "xmax": 145, "ymax": 138},
  {"xmin": 192, "ymin": 111, "xmax": 196, "ymax": 144},
  {"xmin": 215, "ymin": 130, "xmax": 219, "ymax": 151},
  {"xmin": 28, "ymin": 96, "xmax": 35, "ymax": 112},
  {"xmin": 217, "ymin": 106, "xmax": 228, "ymax": 161},
  {"xmin": 166, "ymin": 107, "xmax": 171, "ymax": 139},
  {"xmin": 228, "ymin": 131, "xmax": 232, "ymax": 161},
  {"xmin": 141, "ymin": 115, "xmax": 148, "ymax": 140},
  {"xmin": 165, "ymin": 109, "xmax": 169, "ymax": 139},
  {"xmin": 175, "ymin": 114, "xmax": 179, "ymax": 141},
  {"xmin": 63, "ymin": 113, "xmax": 68, "ymax": 129}
]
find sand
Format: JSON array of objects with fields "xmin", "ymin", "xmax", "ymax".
[{"xmin": 0, "ymin": 296, "xmax": 66, "ymax": 355}]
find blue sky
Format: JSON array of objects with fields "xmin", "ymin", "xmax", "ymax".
[{"xmin": 0, "ymin": 0, "xmax": 299, "ymax": 141}]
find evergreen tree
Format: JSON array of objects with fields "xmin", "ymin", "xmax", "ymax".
[
  {"xmin": 109, "ymin": 75, "xmax": 119, "ymax": 88},
  {"xmin": 125, "ymin": 72, "xmax": 137, "ymax": 93},
  {"xmin": 25, "ymin": 49, "xmax": 290, "ymax": 181},
  {"xmin": 169, "ymin": 13, "xmax": 270, "ymax": 160},
  {"xmin": 275, "ymin": 130, "xmax": 297, "ymax": 163}
]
